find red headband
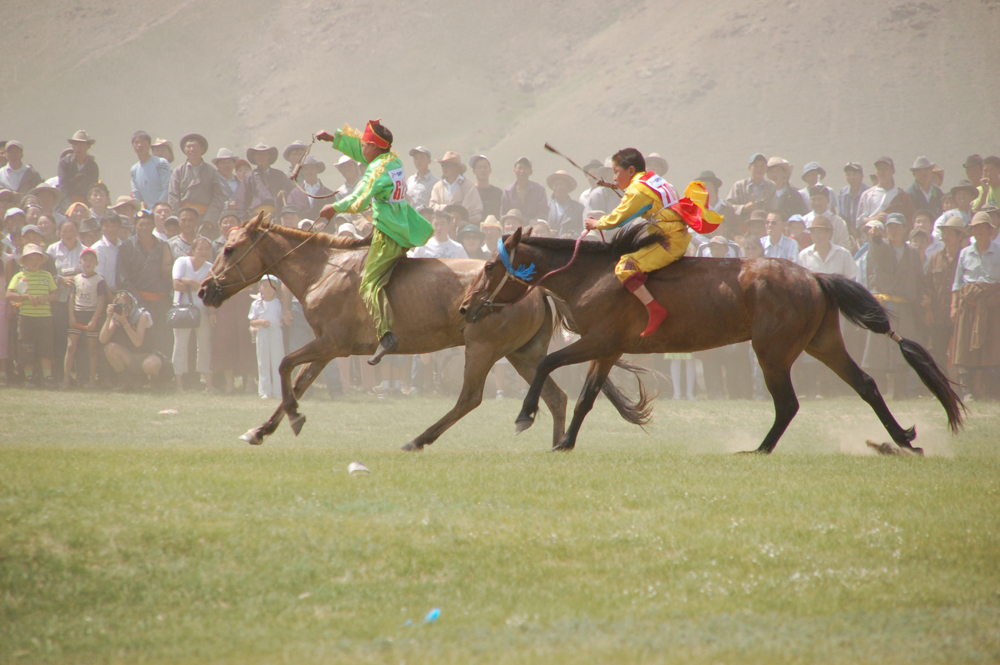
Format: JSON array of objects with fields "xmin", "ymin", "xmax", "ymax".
[{"xmin": 362, "ymin": 119, "xmax": 390, "ymax": 150}]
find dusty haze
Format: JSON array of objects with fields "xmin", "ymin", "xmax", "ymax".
[{"xmin": 4, "ymin": 0, "xmax": 1000, "ymax": 197}]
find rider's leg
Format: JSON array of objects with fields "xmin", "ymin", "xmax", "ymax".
[
  {"xmin": 360, "ymin": 229, "xmax": 406, "ymax": 365},
  {"xmin": 615, "ymin": 222, "xmax": 691, "ymax": 337}
]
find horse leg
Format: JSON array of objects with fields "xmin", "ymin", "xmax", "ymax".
[
  {"xmin": 400, "ymin": 343, "xmax": 496, "ymax": 452},
  {"xmin": 239, "ymin": 360, "xmax": 329, "ymax": 444},
  {"xmin": 807, "ymin": 333, "xmax": 920, "ymax": 454},
  {"xmin": 507, "ymin": 351, "xmax": 568, "ymax": 448},
  {"xmin": 552, "ymin": 355, "xmax": 620, "ymax": 451},
  {"xmin": 751, "ymin": 357, "xmax": 800, "ymax": 454},
  {"xmin": 516, "ymin": 336, "xmax": 605, "ymax": 434}
]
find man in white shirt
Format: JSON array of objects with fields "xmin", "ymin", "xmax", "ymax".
[
  {"xmin": 409, "ymin": 210, "xmax": 468, "ymax": 259},
  {"xmin": 405, "ymin": 147, "xmax": 438, "ymax": 210},
  {"xmin": 91, "ymin": 214, "xmax": 122, "ymax": 290},
  {"xmin": 0, "ymin": 140, "xmax": 43, "ymax": 195},
  {"xmin": 762, "ymin": 212, "xmax": 800, "ymax": 261},
  {"xmin": 428, "ymin": 152, "xmax": 483, "ymax": 223},
  {"xmin": 856, "ymin": 157, "xmax": 915, "ymax": 228},
  {"xmin": 797, "ymin": 216, "xmax": 859, "ymax": 279},
  {"xmin": 804, "ymin": 186, "xmax": 851, "ymax": 249}
]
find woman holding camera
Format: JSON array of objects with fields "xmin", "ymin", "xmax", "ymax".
[{"xmin": 99, "ymin": 290, "xmax": 164, "ymax": 391}]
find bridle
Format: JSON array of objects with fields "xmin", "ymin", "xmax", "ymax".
[
  {"xmin": 481, "ymin": 232, "xmax": 589, "ymax": 309},
  {"xmin": 206, "ymin": 223, "xmax": 320, "ymax": 294}
]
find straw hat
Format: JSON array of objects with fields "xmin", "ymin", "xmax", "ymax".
[
  {"xmin": 152, "ymin": 138, "xmax": 175, "ymax": 163},
  {"xmin": 18, "ymin": 243, "xmax": 46, "ymax": 263},
  {"xmin": 29, "ymin": 185, "xmax": 64, "ymax": 206},
  {"xmin": 646, "ymin": 152, "xmax": 668, "ymax": 175},
  {"xmin": 969, "ymin": 211, "xmax": 995, "ymax": 229},
  {"xmin": 246, "ymin": 143, "xmax": 278, "ymax": 166},
  {"xmin": 546, "ymin": 170, "xmax": 577, "ymax": 192},
  {"xmin": 212, "ymin": 148, "xmax": 238, "ymax": 166},
  {"xmin": 809, "ymin": 215, "xmax": 834, "ymax": 230},
  {"xmin": 110, "ymin": 195, "xmax": 140, "ymax": 214},
  {"xmin": 950, "ymin": 180, "xmax": 979, "ymax": 198},
  {"xmin": 501, "ymin": 209, "xmax": 525, "ymax": 225},
  {"xmin": 480, "ymin": 215, "xmax": 502, "ymax": 231},
  {"xmin": 282, "ymin": 140, "xmax": 308, "ymax": 162},
  {"xmin": 436, "ymin": 151, "xmax": 467, "ymax": 174},
  {"xmin": 298, "ymin": 155, "xmax": 326, "ymax": 173},
  {"xmin": 68, "ymin": 130, "xmax": 96, "ymax": 146}
]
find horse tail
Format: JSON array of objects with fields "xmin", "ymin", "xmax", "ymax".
[
  {"xmin": 813, "ymin": 273, "xmax": 965, "ymax": 433},
  {"xmin": 601, "ymin": 360, "xmax": 655, "ymax": 427}
]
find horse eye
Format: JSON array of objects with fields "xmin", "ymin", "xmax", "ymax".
[{"xmin": 223, "ymin": 246, "xmax": 234, "ymax": 256}]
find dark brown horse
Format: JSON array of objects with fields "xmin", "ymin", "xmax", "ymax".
[
  {"xmin": 197, "ymin": 214, "xmax": 575, "ymax": 450},
  {"xmin": 459, "ymin": 226, "xmax": 964, "ymax": 454}
]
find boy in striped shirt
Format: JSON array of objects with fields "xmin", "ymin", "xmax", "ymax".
[{"xmin": 6, "ymin": 244, "xmax": 58, "ymax": 387}]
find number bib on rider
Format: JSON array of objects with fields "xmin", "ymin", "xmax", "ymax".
[
  {"xmin": 636, "ymin": 172, "xmax": 678, "ymax": 211},
  {"xmin": 388, "ymin": 167, "xmax": 407, "ymax": 203}
]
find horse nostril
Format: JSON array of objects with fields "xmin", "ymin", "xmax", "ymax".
[{"xmin": 459, "ymin": 307, "xmax": 467, "ymax": 315}]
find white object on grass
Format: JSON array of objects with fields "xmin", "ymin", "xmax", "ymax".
[{"xmin": 348, "ymin": 462, "xmax": 370, "ymax": 475}]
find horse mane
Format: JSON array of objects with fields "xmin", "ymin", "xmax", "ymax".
[
  {"xmin": 515, "ymin": 223, "xmax": 661, "ymax": 257},
  {"xmin": 259, "ymin": 218, "xmax": 373, "ymax": 250}
]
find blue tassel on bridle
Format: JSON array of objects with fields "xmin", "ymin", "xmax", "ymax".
[{"xmin": 497, "ymin": 239, "xmax": 536, "ymax": 281}]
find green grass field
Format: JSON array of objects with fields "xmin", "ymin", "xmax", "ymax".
[{"xmin": 2, "ymin": 388, "xmax": 998, "ymax": 664}]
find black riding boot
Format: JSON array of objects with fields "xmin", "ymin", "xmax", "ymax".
[{"xmin": 368, "ymin": 332, "xmax": 400, "ymax": 366}]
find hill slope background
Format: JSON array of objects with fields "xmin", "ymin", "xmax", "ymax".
[{"xmin": 3, "ymin": 0, "xmax": 1000, "ymax": 199}]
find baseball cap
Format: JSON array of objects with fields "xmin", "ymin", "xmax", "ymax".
[
  {"xmin": 748, "ymin": 153, "xmax": 767, "ymax": 165},
  {"xmin": 885, "ymin": 213, "xmax": 906, "ymax": 226},
  {"xmin": 874, "ymin": 156, "xmax": 894, "ymax": 169},
  {"xmin": 408, "ymin": 146, "xmax": 431, "ymax": 158},
  {"xmin": 844, "ymin": 162, "xmax": 863, "ymax": 173}
]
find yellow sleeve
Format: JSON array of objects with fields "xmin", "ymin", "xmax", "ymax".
[{"xmin": 596, "ymin": 185, "xmax": 655, "ymax": 230}]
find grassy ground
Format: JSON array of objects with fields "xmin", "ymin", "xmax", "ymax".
[{"xmin": 1, "ymin": 389, "xmax": 998, "ymax": 664}]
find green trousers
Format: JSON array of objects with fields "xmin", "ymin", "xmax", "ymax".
[{"xmin": 360, "ymin": 229, "xmax": 406, "ymax": 339}]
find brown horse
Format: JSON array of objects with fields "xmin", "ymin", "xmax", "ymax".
[
  {"xmin": 197, "ymin": 214, "xmax": 574, "ymax": 450},
  {"xmin": 459, "ymin": 226, "xmax": 964, "ymax": 454}
]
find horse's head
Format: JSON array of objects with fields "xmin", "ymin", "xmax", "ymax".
[
  {"xmin": 199, "ymin": 212, "xmax": 273, "ymax": 307},
  {"xmin": 459, "ymin": 227, "xmax": 534, "ymax": 324}
]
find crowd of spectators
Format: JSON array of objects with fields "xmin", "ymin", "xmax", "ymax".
[{"xmin": 2, "ymin": 130, "xmax": 998, "ymax": 402}]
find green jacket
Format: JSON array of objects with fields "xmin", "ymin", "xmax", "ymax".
[{"xmin": 330, "ymin": 127, "xmax": 433, "ymax": 249}]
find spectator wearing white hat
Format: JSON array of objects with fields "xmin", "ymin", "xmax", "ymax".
[
  {"xmin": 766, "ymin": 157, "xmax": 808, "ymax": 220},
  {"xmin": 546, "ymin": 170, "xmax": 584, "ymax": 236},
  {"xmin": 906, "ymin": 156, "xmax": 944, "ymax": 218},
  {"xmin": 405, "ymin": 147, "xmax": 438, "ymax": 210},
  {"xmin": 0, "ymin": 141, "xmax": 44, "ymax": 196},
  {"xmin": 130, "ymin": 131, "xmax": 171, "ymax": 208},
  {"xmin": 429, "ymin": 152, "xmax": 483, "ymax": 223},
  {"xmin": 58, "ymin": 131, "xmax": 100, "ymax": 206},
  {"xmin": 333, "ymin": 154, "xmax": 362, "ymax": 200},
  {"xmin": 579, "ymin": 159, "xmax": 622, "ymax": 221},
  {"xmin": 285, "ymin": 155, "xmax": 335, "ymax": 221},
  {"xmin": 212, "ymin": 148, "xmax": 241, "ymax": 209}
]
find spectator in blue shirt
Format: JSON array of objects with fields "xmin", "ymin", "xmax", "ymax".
[{"xmin": 130, "ymin": 131, "xmax": 171, "ymax": 208}]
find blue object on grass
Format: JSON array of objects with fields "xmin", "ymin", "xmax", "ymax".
[{"xmin": 424, "ymin": 608, "xmax": 441, "ymax": 624}]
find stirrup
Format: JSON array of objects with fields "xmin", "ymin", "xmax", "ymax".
[{"xmin": 368, "ymin": 332, "xmax": 400, "ymax": 366}]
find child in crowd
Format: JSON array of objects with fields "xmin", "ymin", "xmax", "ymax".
[
  {"xmin": 5, "ymin": 244, "xmax": 58, "ymax": 387},
  {"xmin": 249, "ymin": 275, "xmax": 283, "ymax": 399},
  {"xmin": 63, "ymin": 247, "xmax": 107, "ymax": 388}
]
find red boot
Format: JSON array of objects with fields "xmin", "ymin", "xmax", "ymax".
[{"xmin": 641, "ymin": 300, "xmax": 668, "ymax": 337}]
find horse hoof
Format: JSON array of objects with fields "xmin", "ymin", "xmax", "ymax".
[
  {"xmin": 514, "ymin": 417, "xmax": 535, "ymax": 435},
  {"xmin": 289, "ymin": 413, "xmax": 306, "ymax": 437},
  {"xmin": 736, "ymin": 449, "xmax": 768, "ymax": 455},
  {"xmin": 401, "ymin": 441, "xmax": 424, "ymax": 452},
  {"xmin": 239, "ymin": 430, "xmax": 263, "ymax": 445},
  {"xmin": 550, "ymin": 441, "xmax": 575, "ymax": 452}
]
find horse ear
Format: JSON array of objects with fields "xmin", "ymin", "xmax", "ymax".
[
  {"xmin": 508, "ymin": 226, "xmax": 523, "ymax": 248},
  {"xmin": 522, "ymin": 226, "xmax": 534, "ymax": 238},
  {"xmin": 245, "ymin": 211, "xmax": 265, "ymax": 232}
]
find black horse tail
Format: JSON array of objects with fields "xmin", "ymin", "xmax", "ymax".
[
  {"xmin": 602, "ymin": 360, "xmax": 655, "ymax": 427},
  {"xmin": 814, "ymin": 273, "xmax": 965, "ymax": 433}
]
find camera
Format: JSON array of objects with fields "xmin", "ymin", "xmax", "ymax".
[{"xmin": 113, "ymin": 302, "xmax": 126, "ymax": 315}]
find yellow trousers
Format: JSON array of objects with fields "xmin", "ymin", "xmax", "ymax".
[{"xmin": 614, "ymin": 220, "xmax": 690, "ymax": 283}]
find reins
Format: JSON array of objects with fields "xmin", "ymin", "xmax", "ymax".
[
  {"xmin": 290, "ymin": 135, "xmax": 340, "ymax": 201},
  {"xmin": 207, "ymin": 223, "xmax": 322, "ymax": 293},
  {"xmin": 484, "ymin": 231, "xmax": 590, "ymax": 309}
]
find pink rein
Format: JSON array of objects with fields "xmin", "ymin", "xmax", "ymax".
[{"xmin": 501, "ymin": 230, "xmax": 593, "ymax": 307}]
